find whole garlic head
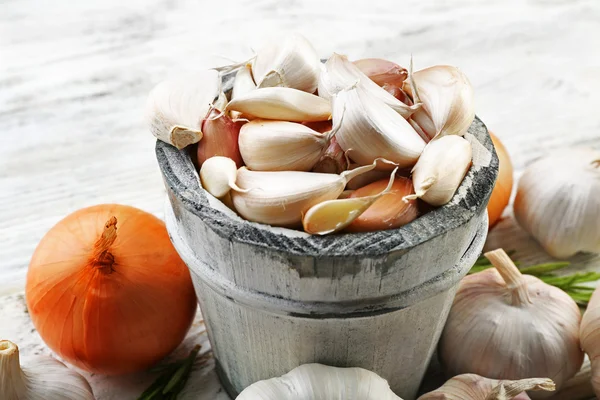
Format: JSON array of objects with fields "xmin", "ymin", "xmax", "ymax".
[
  {"xmin": 0, "ymin": 340, "xmax": 95, "ymax": 400},
  {"xmin": 439, "ymin": 249, "xmax": 583, "ymax": 398},
  {"xmin": 418, "ymin": 374, "xmax": 555, "ymax": 400},
  {"xmin": 237, "ymin": 363, "xmax": 402, "ymax": 400},
  {"xmin": 514, "ymin": 148, "xmax": 600, "ymax": 259}
]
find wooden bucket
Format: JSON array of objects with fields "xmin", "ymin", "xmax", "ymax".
[{"xmin": 156, "ymin": 117, "xmax": 498, "ymax": 399}]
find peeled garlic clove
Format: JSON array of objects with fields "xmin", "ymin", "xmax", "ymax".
[
  {"xmin": 303, "ymin": 168, "xmax": 397, "ymax": 235},
  {"xmin": 226, "ymin": 87, "xmax": 331, "ymax": 122},
  {"xmin": 238, "ymin": 120, "xmax": 333, "ymax": 171},
  {"xmin": 406, "ymin": 135, "xmax": 472, "ymax": 206},
  {"xmin": 319, "ymin": 53, "xmax": 420, "ymax": 118},
  {"xmin": 231, "ymin": 162, "xmax": 379, "ymax": 227},
  {"xmin": 200, "ymin": 156, "xmax": 242, "ymax": 198},
  {"xmin": 580, "ymin": 287, "xmax": 600, "ymax": 398},
  {"xmin": 346, "ymin": 177, "xmax": 418, "ymax": 232},
  {"xmin": 333, "ymin": 86, "xmax": 425, "ymax": 169},
  {"xmin": 237, "ymin": 363, "xmax": 402, "ymax": 400},
  {"xmin": 251, "ymin": 33, "xmax": 321, "ymax": 93},
  {"xmin": 439, "ymin": 249, "xmax": 583, "ymax": 397},
  {"xmin": 312, "ymin": 136, "xmax": 349, "ymax": 174},
  {"xmin": 403, "ymin": 65, "xmax": 475, "ymax": 139},
  {"xmin": 353, "ymin": 58, "xmax": 408, "ymax": 87},
  {"xmin": 514, "ymin": 148, "xmax": 600, "ymax": 259},
  {"xmin": 418, "ymin": 374, "xmax": 555, "ymax": 400},
  {"xmin": 146, "ymin": 69, "xmax": 221, "ymax": 149},
  {"xmin": 197, "ymin": 109, "xmax": 243, "ymax": 168},
  {"xmin": 0, "ymin": 340, "xmax": 95, "ymax": 400}
]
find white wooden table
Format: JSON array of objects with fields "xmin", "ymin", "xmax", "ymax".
[{"xmin": 1, "ymin": 0, "xmax": 599, "ymax": 398}]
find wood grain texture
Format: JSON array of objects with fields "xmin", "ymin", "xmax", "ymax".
[{"xmin": 1, "ymin": 0, "xmax": 599, "ymax": 398}]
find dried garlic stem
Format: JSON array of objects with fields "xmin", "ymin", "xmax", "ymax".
[
  {"xmin": 484, "ymin": 249, "xmax": 532, "ymax": 306},
  {"xmin": 485, "ymin": 378, "xmax": 555, "ymax": 400},
  {"xmin": 89, "ymin": 216, "xmax": 118, "ymax": 273}
]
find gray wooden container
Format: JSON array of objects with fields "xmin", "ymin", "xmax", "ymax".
[{"xmin": 156, "ymin": 117, "xmax": 498, "ymax": 400}]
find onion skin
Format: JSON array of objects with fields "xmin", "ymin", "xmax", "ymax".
[
  {"xmin": 345, "ymin": 177, "xmax": 418, "ymax": 232},
  {"xmin": 26, "ymin": 204, "xmax": 197, "ymax": 375},
  {"xmin": 487, "ymin": 132, "xmax": 514, "ymax": 228}
]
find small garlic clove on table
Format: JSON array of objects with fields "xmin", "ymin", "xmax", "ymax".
[
  {"xmin": 146, "ymin": 69, "xmax": 222, "ymax": 149},
  {"xmin": 406, "ymin": 135, "xmax": 472, "ymax": 206},
  {"xmin": 226, "ymin": 87, "xmax": 331, "ymax": 122}
]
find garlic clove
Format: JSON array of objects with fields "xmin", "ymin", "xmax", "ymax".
[
  {"xmin": 319, "ymin": 53, "xmax": 420, "ymax": 118},
  {"xmin": 200, "ymin": 156, "xmax": 245, "ymax": 199},
  {"xmin": 231, "ymin": 161, "xmax": 379, "ymax": 227},
  {"xmin": 344, "ymin": 163, "xmax": 391, "ymax": 190},
  {"xmin": 311, "ymin": 136, "xmax": 349, "ymax": 174},
  {"xmin": 238, "ymin": 119, "xmax": 335, "ymax": 171},
  {"xmin": 237, "ymin": 363, "xmax": 402, "ymax": 400},
  {"xmin": 405, "ymin": 135, "xmax": 472, "ymax": 206},
  {"xmin": 418, "ymin": 373, "xmax": 555, "ymax": 400},
  {"xmin": 146, "ymin": 69, "xmax": 222, "ymax": 149},
  {"xmin": 0, "ymin": 340, "xmax": 95, "ymax": 400},
  {"xmin": 353, "ymin": 58, "xmax": 408, "ymax": 87},
  {"xmin": 302, "ymin": 168, "xmax": 397, "ymax": 235},
  {"xmin": 439, "ymin": 249, "xmax": 583, "ymax": 397},
  {"xmin": 251, "ymin": 33, "xmax": 321, "ymax": 93},
  {"xmin": 197, "ymin": 109, "xmax": 243, "ymax": 168},
  {"xmin": 333, "ymin": 86, "xmax": 426, "ymax": 169},
  {"xmin": 226, "ymin": 87, "xmax": 331, "ymax": 122},
  {"xmin": 403, "ymin": 64, "xmax": 475, "ymax": 139},
  {"xmin": 346, "ymin": 177, "xmax": 419, "ymax": 232},
  {"xmin": 514, "ymin": 148, "xmax": 600, "ymax": 259},
  {"xmin": 230, "ymin": 64, "xmax": 256, "ymax": 120}
]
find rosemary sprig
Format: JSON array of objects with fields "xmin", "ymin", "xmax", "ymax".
[
  {"xmin": 137, "ymin": 345, "xmax": 202, "ymax": 400},
  {"xmin": 469, "ymin": 255, "xmax": 600, "ymax": 307}
]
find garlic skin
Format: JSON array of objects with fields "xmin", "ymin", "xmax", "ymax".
[
  {"xmin": 238, "ymin": 120, "xmax": 335, "ymax": 171},
  {"xmin": 353, "ymin": 58, "xmax": 408, "ymax": 87},
  {"xmin": 237, "ymin": 363, "xmax": 402, "ymax": 400},
  {"xmin": 146, "ymin": 69, "xmax": 223, "ymax": 149},
  {"xmin": 514, "ymin": 148, "xmax": 600, "ymax": 259},
  {"xmin": 439, "ymin": 249, "xmax": 583, "ymax": 398},
  {"xmin": 251, "ymin": 33, "xmax": 321, "ymax": 93},
  {"xmin": 332, "ymin": 86, "xmax": 425, "ymax": 169},
  {"xmin": 406, "ymin": 135, "xmax": 472, "ymax": 206},
  {"xmin": 404, "ymin": 65, "xmax": 474, "ymax": 139},
  {"xmin": 232, "ymin": 64, "xmax": 256, "ymax": 100},
  {"xmin": 226, "ymin": 87, "xmax": 331, "ymax": 122},
  {"xmin": 319, "ymin": 53, "xmax": 420, "ymax": 118},
  {"xmin": 200, "ymin": 156, "xmax": 242, "ymax": 199},
  {"xmin": 579, "ymin": 286, "xmax": 600, "ymax": 398},
  {"xmin": 418, "ymin": 374, "xmax": 555, "ymax": 400},
  {"xmin": 312, "ymin": 136, "xmax": 348, "ymax": 174},
  {"xmin": 231, "ymin": 162, "xmax": 379, "ymax": 227},
  {"xmin": 0, "ymin": 340, "xmax": 95, "ymax": 400}
]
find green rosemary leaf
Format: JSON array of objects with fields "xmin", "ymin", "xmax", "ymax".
[{"xmin": 519, "ymin": 262, "xmax": 571, "ymax": 275}]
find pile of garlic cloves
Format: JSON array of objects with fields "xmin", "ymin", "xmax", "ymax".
[{"xmin": 147, "ymin": 33, "xmax": 476, "ymax": 235}]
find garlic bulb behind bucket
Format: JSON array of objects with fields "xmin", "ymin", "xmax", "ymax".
[
  {"xmin": 418, "ymin": 374, "xmax": 555, "ymax": 400},
  {"xmin": 0, "ymin": 340, "xmax": 95, "ymax": 400},
  {"xmin": 514, "ymin": 148, "xmax": 600, "ymax": 259},
  {"xmin": 439, "ymin": 249, "xmax": 583, "ymax": 398},
  {"xmin": 580, "ymin": 287, "xmax": 600, "ymax": 398},
  {"xmin": 236, "ymin": 363, "xmax": 402, "ymax": 400}
]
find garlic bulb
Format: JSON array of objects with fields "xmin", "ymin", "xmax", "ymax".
[
  {"xmin": 238, "ymin": 119, "xmax": 339, "ymax": 171},
  {"xmin": 418, "ymin": 374, "xmax": 555, "ymax": 400},
  {"xmin": 226, "ymin": 87, "xmax": 331, "ymax": 122},
  {"xmin": 0, "ymin": 340, "xmax": 95, "ymax": 400},
  {"xmin": 403, "ymin": 65, "xmax": 474, "ymax": 139},
  {"xmin": 353, "ymin": 58, "xmax": 408, "ymax": 87},
  {"xmin": 579, "ymin": 286, "xmax": 600, "ymax": 398},
  {"xmin": 319, "ymin": 53, "xmax": 420, "ymax": 118},
  {"xmin": 231, "ymin": 162, "xmax": 379, "ymax": 227},
  {"xmin": 404, "ymin": 135, "xmax": 471, "ymax": 206},
  {"xmin": 251, "ymin": 33, "xmax": 321, "ymax": 93},
  {"xmin": 302, "ymin": 168, "xmax": 397, "ymax": 235},
  {"xmin": 200, "ymin": 156, "xmax": 245, "ymax": 198},
  {"xmin": 146, "ymin": 69, "xmax": 225, "ymax": 149},
  {"xmin": 332, "ymin": 86, "xmax": 425, "ymax": 169},
  {"xmin": 439, "ymin": 249, "xmax": 583, "ymax": 398},
  {"xmin": 514, "ymin": 148, "xmax": 600, "ymax": 259},
  {"xmin": 237, "ymin": 363, "xmax": 402, "ymax": 400}
]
